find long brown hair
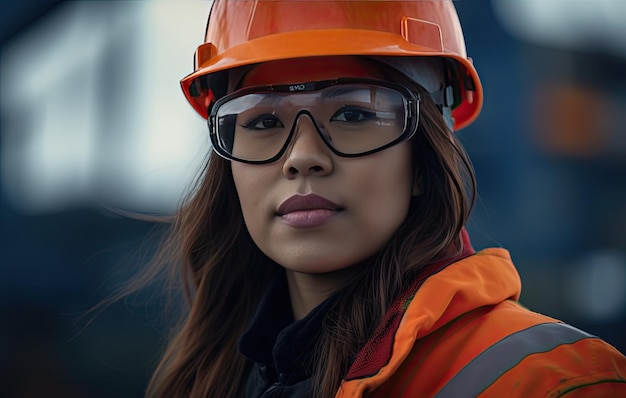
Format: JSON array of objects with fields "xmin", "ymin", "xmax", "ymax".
[{"xmin": 142, "ymin": 63, "xmax": 476, "ymax": 398}]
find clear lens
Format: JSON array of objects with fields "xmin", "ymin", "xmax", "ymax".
[{"xmin": 212, "ymin": 80, "xmax": 415, "ymax": 163}]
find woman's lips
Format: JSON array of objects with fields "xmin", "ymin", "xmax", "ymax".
[{"xmin": 277, "ymin": 194, "xmax": 343, "ymax": 227}]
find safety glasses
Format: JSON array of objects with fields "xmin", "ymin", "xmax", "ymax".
[{"xmin": 208, "ymin": 78, "xmax": 420, "ymax": 164}]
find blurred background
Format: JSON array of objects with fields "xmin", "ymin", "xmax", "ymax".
[{"xmin": 1, "ymin": 1, "xmax": 625, "ymax": 396}]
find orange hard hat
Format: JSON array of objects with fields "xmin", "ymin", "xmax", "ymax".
[{"xmin": 180, "ymin": 0, "xmax": 483, "ymax": 131}]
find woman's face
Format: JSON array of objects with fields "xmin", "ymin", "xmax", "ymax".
[{"xmin": 231, "ymin": 56, "xmax": 414, "ymax": 273}]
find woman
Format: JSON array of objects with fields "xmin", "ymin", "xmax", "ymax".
[{"xmin": 144, "ymin": 1, "xmax": 626, "ymax": 397}]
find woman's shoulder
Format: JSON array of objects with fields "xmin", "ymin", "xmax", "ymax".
[
  {"xmin": 438, "ymin": 301, "xmax": 626, "ymax": 397},
  {"xmin": 366, "ymin": 300, "xmax": 626, "ymax": 398},
  {"xmin": 337, "ymin": 252, "xmax": 626, "ymax": 398}
]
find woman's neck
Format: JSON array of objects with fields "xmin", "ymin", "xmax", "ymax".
[{"xmin": 285, "ymin": 268, "xmax": 355, "ymax": 320}]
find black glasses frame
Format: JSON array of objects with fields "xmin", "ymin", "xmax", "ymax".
[{"xmin": 208, "ymin": 78, "xmax": 421, "ymax": 164}]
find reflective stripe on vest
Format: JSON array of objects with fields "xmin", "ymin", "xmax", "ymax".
[{"xmin": 435, "ymin": 322, "xmax": 596, "ymax": 398}]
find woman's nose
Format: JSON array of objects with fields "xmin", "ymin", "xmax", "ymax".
[{"xmin": 282, "ymin": 113, "xmax": 333, "ymax": 178}]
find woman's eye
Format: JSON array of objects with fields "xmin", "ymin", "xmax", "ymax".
[
  {"xmin": 243, "ymin": 114, "xmax": 284, "ymax": 130},
  {"xmin": 331, "ymin": 107, "xmax": 376, "ymax": 123}
]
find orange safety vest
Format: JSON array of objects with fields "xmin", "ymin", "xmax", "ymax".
[{"xmin": 337, "ymin": 249, "xmax": 626, "ymax": 397}]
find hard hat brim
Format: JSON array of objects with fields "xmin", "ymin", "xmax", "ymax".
[{"xmin": 180, "ymin": 29, "xmax": 482, "ymax": 130}]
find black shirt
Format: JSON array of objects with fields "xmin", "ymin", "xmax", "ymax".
[{"xmin": 238, "ymin": 271, "xmax": 337, "ymax": 397}]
